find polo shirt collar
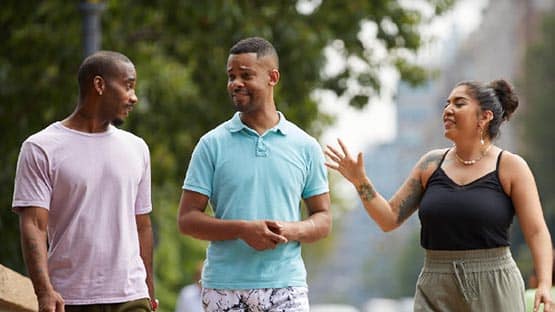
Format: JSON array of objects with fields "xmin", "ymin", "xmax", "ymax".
[{"xmin": 226, "ymin": 112, "xmax": 289, "ymax": 136}]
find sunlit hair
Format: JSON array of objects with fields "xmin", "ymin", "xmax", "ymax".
[
  {"xmin": 229, "ymin": 37, "xmax": 279, "ymax": 68},
  {"xmin": 77, "ymin": 51, "xmax": 133, "ymax": 98},
  {"xmin": 456, "ymin": 79, "xmax": 519, "ymax": 139}
]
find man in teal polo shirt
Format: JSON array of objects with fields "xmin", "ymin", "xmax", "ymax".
[{"xmin": 178, "ymin": 37, "xmax": 331, "ymax": 311}]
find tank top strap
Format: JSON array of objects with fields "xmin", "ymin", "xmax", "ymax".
[
  {"xmin": 496, "ymin": 150, "xmax": 505, "ymax": 171},
  {"xmin": 439, "ymin": 148, "xmax": 450, "ymax": 167},
  {"xmin": 425, "ymin": 149, "xmax": 450, "ymax": 189}
]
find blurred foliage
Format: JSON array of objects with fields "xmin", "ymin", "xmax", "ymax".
[
  {"xmin": 521, "ymin": 11, "xmax": 555, "ymax": 228},
  {"xmin": 516, "ymin": 10, "xmax": 555, "ymax": 282},
  {"xmin": 0, "ymin": 0, "xmax": 454, "ymax": 310}
]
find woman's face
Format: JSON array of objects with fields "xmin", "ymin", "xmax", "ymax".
[{"xmin": 443, "ymin": 85, "xmax": 482, "ymax": 142}]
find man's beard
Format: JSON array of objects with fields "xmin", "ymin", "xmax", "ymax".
[
  {"xmin": 111, "ymin": 118, "xmax": 124, "ymax": 127},
  {"xmin": 232, "ymin": 97, "xmax": 255, "ymax": 113},
  {"xmin": 233, "ymin": 103, "xmax": 246, "ymax": 112}
]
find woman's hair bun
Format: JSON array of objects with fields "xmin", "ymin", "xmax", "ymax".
[{"xmin": 489, "ymin": 79, "xmax": 519, "ymax": 120}]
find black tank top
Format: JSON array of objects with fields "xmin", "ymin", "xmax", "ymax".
[{"xmin": 418, "ymin": 150, "xmax": 514, "ymax": 250}]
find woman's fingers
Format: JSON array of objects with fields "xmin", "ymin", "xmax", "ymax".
[
  {"xmin": 325, "ymin": 139, "xmax": 359, "ymax": 174},
  {"xmin": 325, "ymin": 148, "xmax": 341, "ymax": 163},
  {"xmin": 326, "ymin": 144, "xmax": 344, "ymax": 159},
  {"xmin": 337, "ymin": 138, "xmax": 351, "ymax": 158}
]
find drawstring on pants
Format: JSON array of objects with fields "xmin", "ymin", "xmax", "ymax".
[{"xmin": 452, "ymin": 260, "xmax": 478, "ymax": 302}]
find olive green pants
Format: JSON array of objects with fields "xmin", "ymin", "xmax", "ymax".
[
  {"xmin": 65, "ymin": 298, "xmax": 151, "ymax": 312},
  {"xmin": 414, "ymin": 247, "xmax": 525, "ymax": 312}
]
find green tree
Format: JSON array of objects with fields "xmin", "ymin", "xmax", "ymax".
[
  {"xmin": 0, "ymin": 1, "xmax": 454, "ymax": 310},
  {"xmin": 521, "ymin": 11, "xmax": 555, "ymax": 226},
  {"xmin": 516, "ymin": 11, "xmax": 555, "ymax": 279}
]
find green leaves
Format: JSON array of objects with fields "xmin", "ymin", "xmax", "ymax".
[{"xmin": 0, "ymin": 1, "xmax": 454, "ymax": 310}]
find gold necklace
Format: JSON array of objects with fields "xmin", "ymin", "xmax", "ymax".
[{"xmin": 454, "ymin": 144, "xmax": 492, "ymax": 166}]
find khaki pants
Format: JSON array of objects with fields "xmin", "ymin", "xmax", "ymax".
[
  {"xmin": 65, "ymin": 298, "xmax": 151, "ymax": 312},
  {"xmin": 414, "ymin": 247, "xmax": 525, "ymax": 312}
]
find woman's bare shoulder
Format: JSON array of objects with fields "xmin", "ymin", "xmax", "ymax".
[{"xmin": 417, "ymin": 148, "xmax": 449, "ymax": 171}]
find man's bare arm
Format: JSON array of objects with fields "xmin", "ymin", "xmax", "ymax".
[
  {"xmin": 19, "ymin": 207, "xmax": 64, "ymax": 311},
  {"xmin": 136, "ymin": 213, "xmax": 155, "ymax": 307}
]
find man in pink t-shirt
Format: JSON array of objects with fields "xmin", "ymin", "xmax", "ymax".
[{"xmin": 12, "ymin": 51, "xmax": 157, "ymax": 312}]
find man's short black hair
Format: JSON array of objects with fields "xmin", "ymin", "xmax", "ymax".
[
  {"xmin": 229, "ymin": 37, "xmax": 279, "ymax": 68},
  {"xmin": 77, "ymin": 51, "xmax": 133, "ymax": 98}
]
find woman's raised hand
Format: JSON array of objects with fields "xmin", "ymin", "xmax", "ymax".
[{"xmin": 325, "ymin": 138, "xmax": 367, "ymax": 185}]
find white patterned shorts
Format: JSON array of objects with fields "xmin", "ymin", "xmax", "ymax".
[{"xmin": 201, "ymin": 286, "xmax": 309, "ymax": 312}]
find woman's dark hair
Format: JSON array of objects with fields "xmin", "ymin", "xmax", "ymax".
[{"xmin": 456, "ymin": 79, "xmax": 519, "ymax": 139}]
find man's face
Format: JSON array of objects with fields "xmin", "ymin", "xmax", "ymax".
[
  {"xmin": 101, "ymin": 61, "xmax": 138, "ymax": 126},
  {"xmin": 226, "ymin": 52, "xmax": 275, "ymax": 114}
]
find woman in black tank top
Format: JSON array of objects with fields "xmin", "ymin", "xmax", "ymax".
[{"xmin": 325, "ymin": 79, "xmax": 552, "ymax": 312}]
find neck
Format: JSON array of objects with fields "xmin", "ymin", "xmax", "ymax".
[
  {"xmin": 62, "ymin": 102, "xmax": 111, "ymax": 133},
  {"xmin": 240, "ymin": 106, "xmax": 279, "ymax": 135},
  {"xmin": 452, "ymin": 136, "xmax": 491, "ymax": 156},
  {"xmin": 453, "ymin": 142, "xmax": 492, "ymax": 166}
]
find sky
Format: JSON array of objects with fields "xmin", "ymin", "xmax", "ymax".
[{"xmin": 319, "ymin": 0, "xmax": 489, "ymax": 153}]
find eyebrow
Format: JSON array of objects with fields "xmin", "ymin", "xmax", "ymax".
[
  {"xmin": 227, "ymin": 65, "xmax": 254, "ymax": 72},
  {"xmin": 446, "ymin": 96, "xmax": 468, "ymax": 102}
]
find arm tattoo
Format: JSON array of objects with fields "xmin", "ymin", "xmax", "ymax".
[
  {"xmin": 396, "ymin": 178, "xmax": 423, "ymax": 224},
  {"xmin": 418, "ymin": 152, "xmax": 443, "ymax": 171},
  {"xmin": 357, "ymin": 182, "xmax": 376, "ymax": 202}
]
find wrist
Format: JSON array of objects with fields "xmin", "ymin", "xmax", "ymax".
[
  {"xmin": 352, "ymin": 176, "xmax": 370, "ymax": 187},
  {"xmin": 34, "ymin": 284, "xmax": 55, "ymax": 296},
  {"xmin": 355, "ymin": 178, "xmax": 377, "ymax": 202},
  {"xmin": 150, "ymin": 298, "xmax": 159, "ymax": 311},
  {"xmin": 234, "ymin": 220, "xmax": 248, "ymax": 240}
]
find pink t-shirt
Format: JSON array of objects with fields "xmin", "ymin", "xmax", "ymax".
[{"xmin": 12, "ymin": 122, "xmax": 151, "ymax": 304}]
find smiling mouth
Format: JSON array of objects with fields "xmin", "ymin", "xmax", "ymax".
[
  {"xmin": 443, "ymin": 119, "xmax": 455, "ymax": 128},
  {"xmin": 232, "ymin": 93, "xmax": 250, "ymax": 104},
  {"xmin": 232, "ymin": 88, "xmax": 249, "ymax": 96}
]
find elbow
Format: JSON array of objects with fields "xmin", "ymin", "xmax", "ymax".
[
  {"xmin": 381, "ymin": 226, "xmax": 395, "ymax": 233},
  {"xmin": 317, "ymin": 215, "xmax": 332, "ymax": 240},
  {"xmin": 177, "ymin": 214, "xmax": 194, "ymax": 236},
  {"xmin": 304, "ymin": 215, "xmax": 332, "ymax": 243},
  {"xmin": 379, "ymin": 221, "xmax": 398, "ymax": 233},
  {"xmin": 323, "ymin": 217, "xmax": 332, "ymax": 238},
  {"xmin": 374, "ymin": 212, "xmax": 399, "ymax": 232}
]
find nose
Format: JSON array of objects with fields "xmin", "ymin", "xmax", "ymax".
[
  {"xmin": 443, "ymin": 103, "xmax": 453, "ymax": 113},
  {"xmin": 129, "ymin": 90, "xmax": 138, "ymax": 104},
  {"xmin": 228, "ymin": 78, "xmax": 244, "ymax": 90}
]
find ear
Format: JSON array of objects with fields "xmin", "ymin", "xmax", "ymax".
[
  {"xmin": 268, "ymin": 68, "xmax": 280, "ymax": 86},
  {"xmin": 93, "ymin": 75, "xmax": 105, "ymax": 96},
  {"xmin": 479, "ymin": 109, "xmax": 494, "ymax": 128}
]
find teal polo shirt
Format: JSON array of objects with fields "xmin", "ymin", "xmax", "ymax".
[{"xmin": 183, "ymin": 112, "xmax": 329, "ymax": 289}]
